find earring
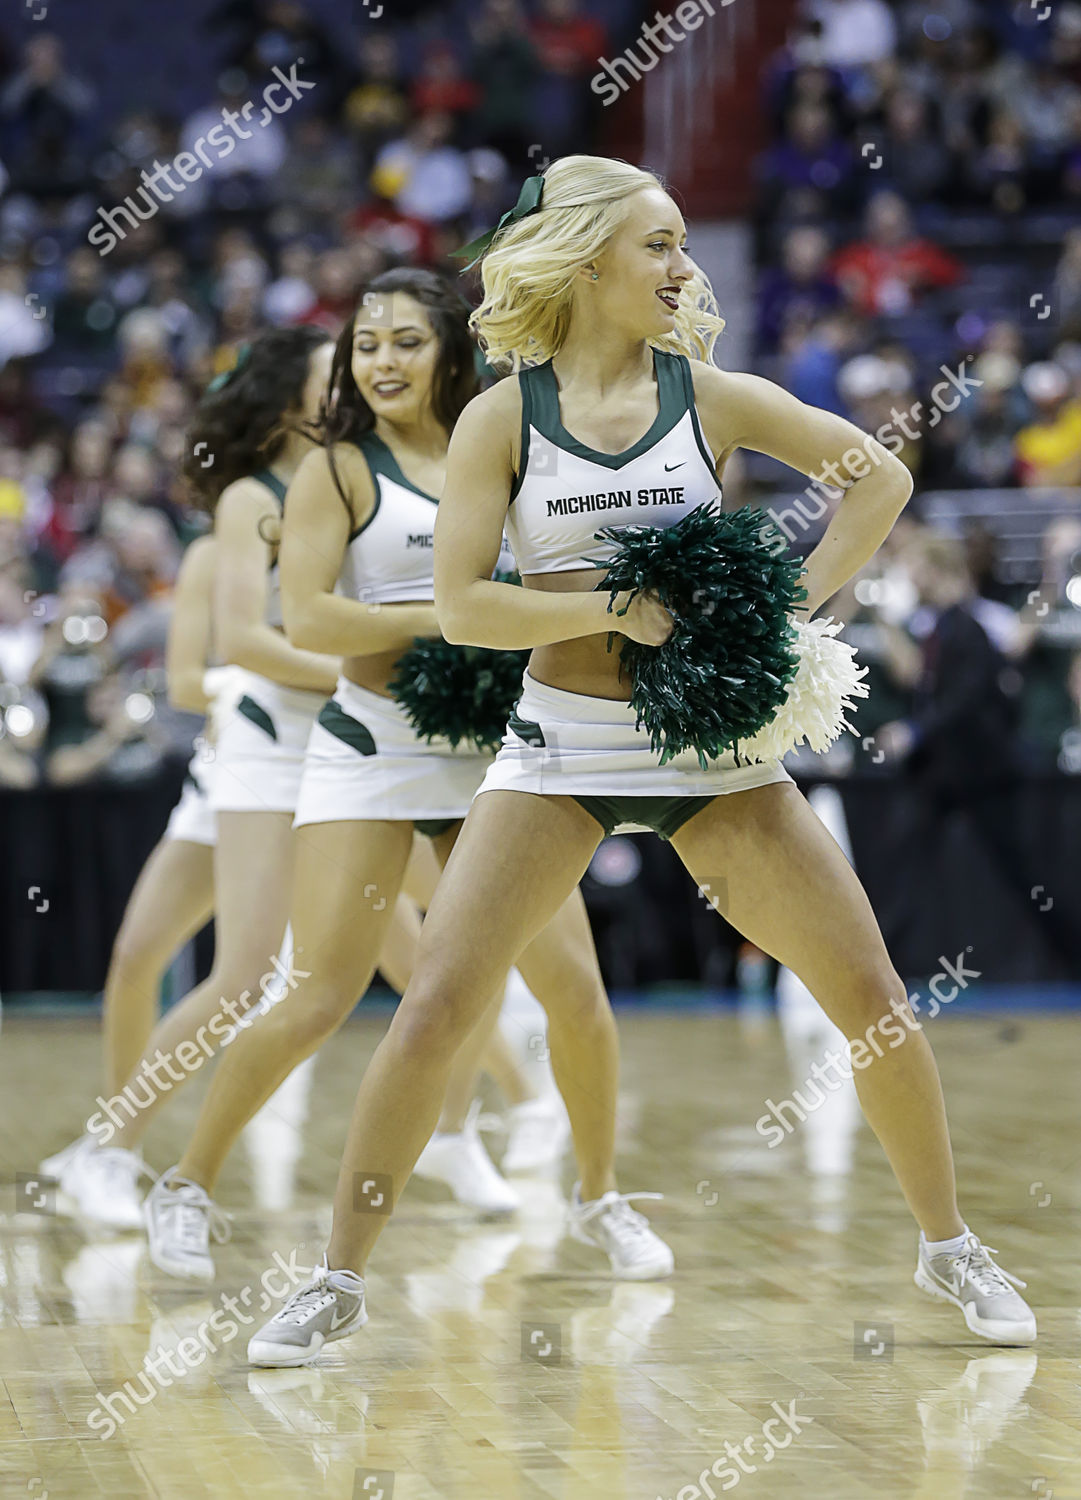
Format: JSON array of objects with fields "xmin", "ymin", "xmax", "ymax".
[{"xmin": 591, "ymin": 272, "xmax": 599, "ymax": 281}]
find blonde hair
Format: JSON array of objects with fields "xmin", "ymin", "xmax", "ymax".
[{"xmin": 471, "ymin": 155, "xmax": 726, "ymax": 371}]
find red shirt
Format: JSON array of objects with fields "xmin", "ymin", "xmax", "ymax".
[
  {"xmin": 829, "ymin": 239, "xmax": 964, "ymax": 315},
  {"xmin": 529, "ymin": 16, "xmax": 608, "ymax": 75}
]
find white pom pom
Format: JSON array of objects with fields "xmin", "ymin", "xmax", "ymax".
[{"xmin": 740, "ymin": 616, "xmax": 869, "ymax": 762}]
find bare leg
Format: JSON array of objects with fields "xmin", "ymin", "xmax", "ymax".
[
  {"xmin": 177, "ymin": 819, "xmax": 415, "ymax": 1193},
  {"xmin": 101, "ymin": 838, "xmax": 214, "ymax": 1096},
  {"xmin": 399, "ymin": 829, "xmax": 540, "ymax": 1116},
  {"xmin": 514, "ymin": 884, "xmax": 617, "ymax": 1198},
  {"xmin": 326, "ymin": 792, "xmax": 603, "ymax": 1273},
  {"xmin": 374, "ymin": 895, "xmax": 423, "ymax": 997},
  {"xmin": 105, "ymin": 812, "xmax": 295, "ymax": 1151},
  {"xmin": 670, "ymin": 781, "xmax": 963, "ymax": 1241}
]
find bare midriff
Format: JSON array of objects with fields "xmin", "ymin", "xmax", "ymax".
[
  {"xmin": 523, "ymin": 568, "xmax": 632, "ymax": 702},
  {"xmin": 337, "ymin": 570, "xmax": 633, "ymax": 702}
]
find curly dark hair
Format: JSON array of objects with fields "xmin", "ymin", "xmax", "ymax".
[
  {"xmin": 182, "ymin": 325, "xmax": 332, "ymax": 510},
  {"xmin": 322, "ymin": 268, "xmax": 480, "ymax": 511}
]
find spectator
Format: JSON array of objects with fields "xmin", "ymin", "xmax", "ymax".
[
  {"xmin": 529, "ymin": 0, "xmax": 608, "ymax": 152},
  {"xmin": 829, "ymin": 190, "xmax": 965, "ymax": 316},
  {"xmin": 271, "ymin": 114, "xmax": 357, "ymax": 231},
  {"xmin": 46, "ymin": 668, "xmax": 168, "ymax": 785},
  {"xmin": 0, "ymin": 34, "xmax": 95, "ymax": 195},
  {"xmin": 372, "ymin": 113, "xmax": 473, "ymax": 225},
  {"xmin": 756, "ymin": 102, "xmax": 857, "ymax": 226},
  {"xmin": 1013, "ymin": 362, "xmax": 1081, "ymax": 487},
  {"xmin": 341, "ymin": 33, "xmax": 410, "ymax": 166},
  {"xmin": 50, "ymin": 248, "xmax": 119, "ymax": 352},
  {"xmin": 876, "ymin": 88, "xmax": 952, "ymax": 203},
  {"xmin": 263, "ymin": 241, "xmax": 318, "ymax": 325},
  {"xmin": 877, "ymin": 531, "xmax": 1081, "ymax": 970},
  {"xmin": 757, "ymin": 225, "xmax": 841, "ymax": 354},
  {"xmin": 469, "ymin": 0, "xmax": 540, "ymax": 164},
  {"xmin": 410, "ymin": 44, "xmax": 480, "ymax": 122}
]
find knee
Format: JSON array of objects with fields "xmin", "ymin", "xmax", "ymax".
[
  {"xmin": 389, "ymin": 976, "xmax": 476, "ymax": 1060},
  {"xmin": 111, "ymin": 917, "xmax": 170, "ymax": 975},
  {"xmin": 830, "ymin": 960, "xmax": 917, "ymax": 1044}
]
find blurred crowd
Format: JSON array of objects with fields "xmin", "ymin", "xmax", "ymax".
[
  {"xmin": 749, "ymin": 0, "xmax": 1081, "ymax": 785},
  {"xmin": 0, "ymin": 0, "xmax": 612, "ymax": 788},
  {"xmin": 754, "ymin": 0, "xmax": 1081, "ymax": 488},
  {"xmin": 0, "ymin": 0, "xmax": 1080, "ymax": 795}
]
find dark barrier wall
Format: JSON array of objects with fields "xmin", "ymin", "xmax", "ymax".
[{"xmin": 2, "ymin": 764, "xmax": 1081, "ymax": 993}]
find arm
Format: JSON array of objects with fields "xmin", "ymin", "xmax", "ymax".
[
  {"xmin": 279, "ymin": 446, "xmax": 441, "ymax": 656},
  {"xmin": 692, "ymin": 366, "xmax": 911, "ymax": 618},
  {"xmin": 435, "ymin": 386, "xmax": 671, "ymax": 649},
  {"xmin": 694, "ymin": 366, "xmax": 914, "ymax": 617},
  {"xmin": 165, "ymin": 534, "xmax": 216, "ymax": 713},
  {"xmin": 214, "ymin": 477, "xmax": 340, "ymax": 693}
]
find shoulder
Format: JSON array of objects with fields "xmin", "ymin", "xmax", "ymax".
[
  {"xmin": 447, "ymin": 378, "xmax": 523, "ymax": 469},
  {"xmin": 176, "ymin": 532, "xmax": 216, "ymax": 586},
  {"xmin": 686, "ymin": 362, "xmax": 781, "ymax": 412},
  {"xmin": 215, "ymin": 474, "xmax": 282, "ymax": 529},
  {"xmin": 455, "ymin": 376, "xmax": 522, "ymax": 437}
]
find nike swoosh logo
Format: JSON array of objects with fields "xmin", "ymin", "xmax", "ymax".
[
  {"xmin": 329, "ymin": 1307, "xmax": 355, "ymax": 1330},
  {"xmin": 664, "ymin": 462, "xmax": 684, "ymax": 472}
]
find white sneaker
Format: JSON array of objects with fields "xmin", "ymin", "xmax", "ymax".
[
  {"xmin": 40, "ymin": 1132, "xmax": 94, "ymax": 1182},
  {"xmin": 247, "ymin": 1256, "xmax": 367, "ymax": 1368},
  {"xmin": 39, "ymin": 1133, "xmax": 94, "ymax": 1215},
  {"xmin": 414, "ymin": 1104, "xmax": 520, "ymax": 1215},
  {"xmin": 143, "ymin": 1167, "xmax": 230, "ymax": 1281},
  {"xmin": 61, "ymin": 1145, "xmax": 150, "ymax": 1230},
  {"xmin": 914, "ymin": 1231, "xmax": 1037, "ymax": 1345},
  {"xmin": 568, "ymin": 1184, "xmax": 675, "ymax": 1281},
  {"xmin": 501, "ymin": 1096, "xmax": 571, "ymax": 1174}
]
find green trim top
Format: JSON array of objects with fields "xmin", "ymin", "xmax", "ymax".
[
  {"xmin": 251, "ymin": 468, "xmax": 287, "ymax": 506},
  {"xmin": 353, "ymin": 432, "xmax": 437, "ymax": 503},
  {"xmin": 518, "ymin": 347, "xmax": 689, "ymax": 472}
]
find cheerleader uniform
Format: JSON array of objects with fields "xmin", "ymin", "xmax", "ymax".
[
  {"xmin": 209, "ymin": 471, "xmax": 329, "ymax": 817},
  {"xmin": 292, "ymin": 433, "xmax": 494, "ymax": 832},
  {"xmin": 476, "ymin": 347, "xmax": 792, "ymax": 838}
]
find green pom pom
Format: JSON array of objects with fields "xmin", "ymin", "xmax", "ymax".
[
  {"xmin": 389, "ymin": 637, "xmax": 529, "ymax": 754},
  {"xmin": 595, "ymin": 502, "xmax": 807, "ymax": 767}
]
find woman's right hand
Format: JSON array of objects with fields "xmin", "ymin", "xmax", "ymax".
[{"xmin": 610, "ymin": 588, "xmax": 675, "ymax": 647}]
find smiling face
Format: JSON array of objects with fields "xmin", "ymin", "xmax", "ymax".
[
  {"xmin": 589, "ymin": 187, "xmax": 696, "ymax": 341},
  {"xmin": 350, "ymin": 292, "xmax": 440, "ymax": 424}
]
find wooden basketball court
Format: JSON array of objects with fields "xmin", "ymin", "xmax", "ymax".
[{"xmin": 1, "ymin": 1006, "xmax": 1078, "ymax": 1499}]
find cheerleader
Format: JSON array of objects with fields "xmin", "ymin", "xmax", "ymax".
[
  {"xmin": 142, "ymin": 267, "xmax": 666, "ymax": 1282},
  {"xmin": 43, "ymin": 325, "xmax": 528, "ymax": 1230},
  {"xmin": 39, "ymin": 533, "xmax": 218, "ymax": 1224},
  {"xmin": 247, "ymin": 157, "xmax": 1035, "ymax": 1365}
]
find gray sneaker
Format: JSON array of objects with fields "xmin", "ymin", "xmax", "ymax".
[
  {"xmin": 914, "ymin": 1232, "xmax": 1036, "ymax": 1345},
  {"xmin": 247, "ymin": 1256, "xmax": 367, "ymax": 1367}
]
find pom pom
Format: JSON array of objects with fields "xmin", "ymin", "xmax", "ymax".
[
  {"xmin": 389, "ymin": 637, "xmax": 528, "ymax": 754},
  {"xmin": 738, "ymin": 616, "xmax": 870, "ymax": 761},
  {"xmin": 595, "ymin": 502, "xmax": 806, "ymax": 767}
]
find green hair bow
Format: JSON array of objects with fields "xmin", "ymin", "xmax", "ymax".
[
  {"xmin": 206, "ymin": 342, "xmax": 252, "ymax": 394},
  {"xmin": 453, "ymin": 173, "xmax": 545, "ymax": 272}
]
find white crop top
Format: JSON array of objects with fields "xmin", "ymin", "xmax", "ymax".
[
  {"xmin": 339, "ymin": 432, "xmax": 514, "ymax": 604},
  {"xmin": 504, "ymin": 348, "xmax": 722, "ymax": 575},
  {"xmin": 339, "ymin": 433, "xmax": 441, "ymax": 605}
]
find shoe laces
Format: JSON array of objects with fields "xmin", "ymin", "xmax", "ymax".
[
  {"xmin": 952, "ymin": 1236, "xmax": 1027, "ymax": 1296},
  {"xmin": 577, "ymin": 1190, "xmax": 663, "ymax": 1242},
  {"xmin": 275, "ymin": 1258, "xmax": 365, "ymax": 1325},
  {"xmin": 158, "ymin": 1172, "xmax": 231, "ymax": 1248}
]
